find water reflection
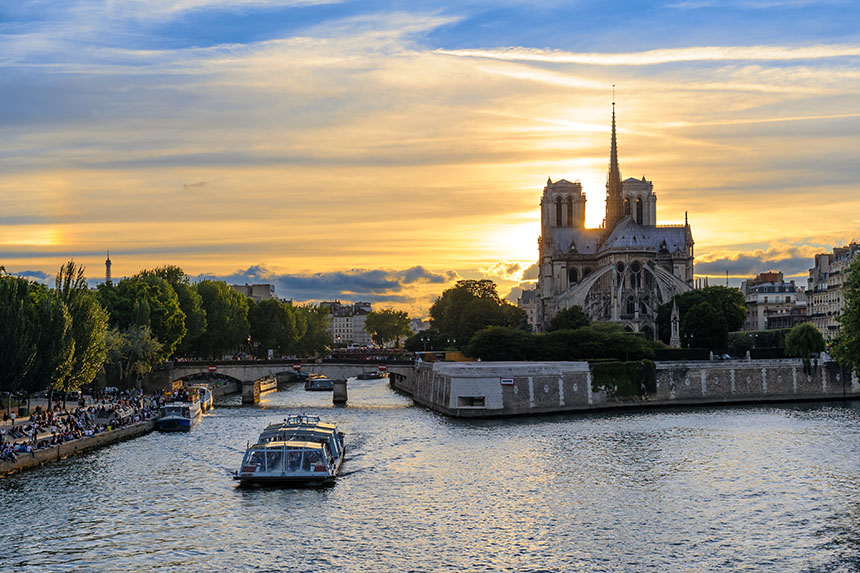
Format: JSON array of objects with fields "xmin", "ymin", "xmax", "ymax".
[{"xmin": 2, "ymin": 380, "xmax": 859, "ymax": 571}]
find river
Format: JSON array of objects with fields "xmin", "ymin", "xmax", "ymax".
[{"xmin": 2, "ymin": 379, "xmax": 860, "ymax": 571}]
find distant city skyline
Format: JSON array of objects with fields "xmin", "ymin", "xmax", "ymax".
[{"xmin": 2, "ymin": 1, "xmax": 859, "ymax": 315}]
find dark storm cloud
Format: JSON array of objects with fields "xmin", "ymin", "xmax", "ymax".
[{"xmin": 195, "ymin": 265, "xmax": 459, "ymax": 303}]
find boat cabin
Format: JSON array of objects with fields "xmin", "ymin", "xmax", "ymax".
[{"xmin": 240, "ymin": 441, "xmax": 333, "ymax": 477}]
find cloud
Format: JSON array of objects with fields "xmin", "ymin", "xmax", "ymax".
[
  {"xmin": 183, "ymin": 181, "xmax": 208, "ymax": 189},
  {"xmin": 195, "ymin": 265, "xmax": 460, "ymax": 309},
  {"xmin": 695, "ymin": 243, "xmax": 823, "ymax": 277},
  {"xmin": 10, "ymin": 269, "xmax": 50, "ymax": 282},
  {"xmin": 484, "ymin": 260, "xmax": 523, "ymax": 280},
  {"xmin": 438, "ymin": 44, "xmax": 860, "ymax": 66},
  {"xmin": 521, "ymin": 262, "xmax": 538, "ymax": 280}
]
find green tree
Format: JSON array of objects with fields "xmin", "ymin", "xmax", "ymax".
[
  {"xmin": 54, "ymin": 261, "xmax": 109, "ymax": 399},
  {"xmin": 195, "ymin": 280, "xmax": 250, "ymax": 358},
  {"xmin": 658, "ymin": 286, "xmax": 744, "ymax": 343},
  {"xmin": 293, "ymin": 304, "xmax": 332, "ymax": 357},
  {"xmin": 784, "ymin": 322, "xmax": 826, "ymax": 374},
  {"xmin": 833, "ymin": 256, "xmax": 860, "ymax": 372},
  {"xmin": 404, "ymin": 328, "xmax": 447, "ymax": 352},
  {"xmin": 466, "ymin": 326, "xmax": 535, "ymax": 361},
  {"xmin": 140, "ymin": 266, "xmax": 207, "ymax": 356},
  {"xmin": 0, "ymin": 273, "xmax": 39, "ymax": 403},
  {"xmin": 429, "ymin": 280, "xmax": 526, "ymax": 348},
  {"xmin": 98, "ymin": 275, "xmax": 186, "ymax": 359},
  {"xmin": 364, "ymin": 308, "xmax": 412, "ymax": 347},
  {"xmin": 547, "ymin": 305, "xmax": 590, "ymax": 331},
  {"xmin": 248, "ymin": 298, "xmax": 299, "ymax": 358},
  {"xmin": 681, "ymin": 301, "xmax": 728, "ymax": 349},
  {"xmin": 104, "ymin": 325, "xmax": 163, "ymax": 388}
]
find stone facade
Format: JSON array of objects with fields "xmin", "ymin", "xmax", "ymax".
[
  {"xmin": 404, "ymin": 360, "xmax": 859, "ymax": 418},
  {"xmin": 740, "ymin": 271, "xmax": 806, "ymax": 331},
  {"xmin": 536, "ymin": 106, "xmax": 694, "ymax": 338},
  {"xmin": 808, "ymin": 242, "xmax": 860, "ymax": 339},
  {"xmin": 320, "ymin": 300, "xmax": 373, "ymax": 346}
]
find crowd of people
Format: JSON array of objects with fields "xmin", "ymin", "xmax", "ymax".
[{"xmin": 1, "ymin": 392, "xmax": 162, "ymax": 463}]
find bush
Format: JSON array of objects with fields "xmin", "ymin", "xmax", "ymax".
[
  {"xmin": 590, "ymin": 360, "xmax": 656, "ymax": 398},
  {"xmin": 654, "ymin": 348, "xmax": 711, "ymax": 361}
]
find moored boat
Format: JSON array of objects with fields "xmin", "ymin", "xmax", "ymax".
[
  {"xmin": 157, "ymin": 397, "xmax": 202, "ymax": 431},
  {"xmin": 189, "ymin": 384, "xmax": 213, "ymax": 412}
]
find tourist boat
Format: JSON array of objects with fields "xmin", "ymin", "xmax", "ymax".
[
  {"xmin": 304, "ymin": 375, "xmax": 334, "ymax": 391},
  {"xmin": 356, "ymin": 370, "xmax": 388, "ymax": 380},
  {"xmin": 157, "ymin": 395, "xmax": 202, "ymax": 432},
  {"xmin": 234, "ymin": 415, "xmax": 345, "ymax": 486},
  {"xmin": 189, "ymin": 384, "xmax": 213, "ymax": 412}
]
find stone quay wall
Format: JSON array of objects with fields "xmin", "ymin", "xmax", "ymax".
[
  {"xmin": 1, "ymin": 420, "xmax": 156, "ymax": 478},
  {"xmin": 399, "ymin": 360, "xmax": 860, "ymax": 418}
]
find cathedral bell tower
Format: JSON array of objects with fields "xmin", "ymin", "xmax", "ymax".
[{"xmin": 604, "ymin": 102, "xmax": 624, "ymax": 234}]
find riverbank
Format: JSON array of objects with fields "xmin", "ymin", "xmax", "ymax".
[
  {"xmin": 399, "ymin": 359, "xmax": 860, "ymax": 417},
  {"xmin": 0, "ymin": 419, "xmax": 156, "ymax": 478}
]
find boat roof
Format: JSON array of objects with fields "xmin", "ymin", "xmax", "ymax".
[{"xmin": 251, "ymin": 440, "xmax": 324, "ymax": 450}]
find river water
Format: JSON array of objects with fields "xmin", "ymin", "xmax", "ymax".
[{"xmin": 2, "ymin": 379, "xmax": 860, "ymax": 572}]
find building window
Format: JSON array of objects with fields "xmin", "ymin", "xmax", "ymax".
[
  {"xmin": 555, "ymin": 197, "xmax": 562, "ymax": 226},
  {"xmin": 635, "ymin": 197, "xmax": 643, "ymax": 224}
]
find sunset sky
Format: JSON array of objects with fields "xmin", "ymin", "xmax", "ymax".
[{"xmin": 2, "ymin": 1, "xmax": 859, "ymax": 316}]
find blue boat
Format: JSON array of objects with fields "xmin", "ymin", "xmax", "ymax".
[{"xmin": 157, "ymin": 398, "xmax": 202, "ymax": 432}]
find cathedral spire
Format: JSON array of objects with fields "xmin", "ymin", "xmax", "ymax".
[
  {"xmin": 105, "ymin": 251, "xmax": 112, "ymax": 285},
  {"xmin": 605, "ymin": 95, "xmax": 624, "ymax": 233}
]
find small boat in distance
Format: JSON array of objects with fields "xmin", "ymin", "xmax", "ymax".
[
  {"xmin": 305, "ymin": 375, "xmax": 334, "ymax": 391},
  {"xmin": 157, "ymin": 389, "xmax": 202, "ymax": 432},
  {"xmin": 356, "ymin": 371, "xmax": 388, "ymax": 380},
  {"xmin": 234, "ymin": 415, "xmax": 345, "ymax": 486},
  {"xmin": 189, "ymin": 384, "xmax": 213, "ymax": 412}
]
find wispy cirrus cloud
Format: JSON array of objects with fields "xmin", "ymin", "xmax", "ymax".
[{"xmin": 438, "ymin": 44, "xmax": 860, "ymax": 66}]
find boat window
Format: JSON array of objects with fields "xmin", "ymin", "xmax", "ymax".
[
  {"xmin": 265, "ymin": 451, "xmax": 282, "ymax": 472},
  {"xmin": 287, "ymin": 450, "xmax": 303, "ymax": 472},
  {"xmin": 243, "ymin": 450, "xmax": 264, "ymax": 472},
  {"xmin": 306, "ymin": 450, "xmax": 325, "ymax": 472}
]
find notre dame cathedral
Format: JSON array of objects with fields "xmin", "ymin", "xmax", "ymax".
[{"xmin": 536, "ymin": 105, "xmax": 695, "ymax": 338}]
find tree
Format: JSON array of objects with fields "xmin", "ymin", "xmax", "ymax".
[
  {"xmin": 293, "ymin": 304, "xmax": 331, "ymax": 357},
  {"xmin": 104, "ymin": 326, "xmax": 163, "ymax": 388},
  {"xmin": 140, "ymin": 266, "xmax": 207, "ymax": 356},
  {"xmin": 55, "ymin": 261, "xmax": 109, "ymax": 395},
  {"xmin": 98, "ymin": 275, "xmax": 186, "ymax": 360},
  {"xmin": 546, "ymin": 305, "xmax": 590, "ymax": 331},
  {"xmin": 784, "ymin": 322, "xmax": 825, "ymax": 374},
  {"xmin": 429, "ymin": 280, "xmax": 526, "ymax": 348},
  {"xmin": 364, "ymin": 308, "xmax": 412, "ymax": 347},
  {"xmin": 0, "ymin": 273, "xmax": 39, "ymax": 405},
  {"xmin": 658, "ymin": 286, "xmax": 744, "ymax": 344},
  {"xmin": 681, "ymin": 301, "xmax": 728, "ymax": 349},
  {"xmin": 466, "ymin": 326, "xmax": 534, "ymax": 361},
  {"xmin": 195, "ymin": 280, "xmax": 250, "ymax": 358},
  {"xmin": 248, "ymin": 298, "xmax": 299, "ymax": 358},
  {"xmin": 833, "ymin": 256, "xmax": 860, "ymax": 372}
]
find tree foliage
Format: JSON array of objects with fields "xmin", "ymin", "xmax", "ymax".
[
  {"xmin": 140, "ymin": 266, "xmax": 207, "ymax": 356},
  {"xmin": 292, "ymin": 304, "xmax": 331, "ymax": 357},
  {"xmin": 195, "ymin": 280, "xmax": 250, "ymax": 358},
  {"xmin": 98, "ymin": 275, "xmax": 186, "ymax": 359},
  {"xmin": 658, "ymin": 286, "xmax": 744, "ymax": 345},
  {"xmin": 833, "ymin": 256, "xmax": 860, "ymax": 372},
  {"xmin": 466, "ymin": 322, "xmax": 655, "ymax": 362},
  {"xmin": 248, "ymin": 298, "xmax": 299, "ymax": 358},
  {"xmin": 55, "ymin": 261, "xmax": 109, "ymax": 393},
  {"xmin": 104, "ymin": 325, "xmax": 163, "ymax": 388},
  {"xmin": 429, "ymin": 280, "xmax": 526, "ymax": 348},
  {"xmin": 681, "ymin": 301, "xmax": 727, "ymax": 350},
  {"xmin": 364, "ymin": 308, "xmax": 412, "ymax": 347},
  {"xmin": 784, "ymin": 322, "xmax": 826, "ymax": 374},
  {"xmin": 547, "ymin": 305, "xmax": 590, "ymax": 332}
]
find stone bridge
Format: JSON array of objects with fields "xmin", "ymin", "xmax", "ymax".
[{"xmin": 148, "ymin": 360, "xmax": 414, "ymax": 389}]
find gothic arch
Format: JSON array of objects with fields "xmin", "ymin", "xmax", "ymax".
[{"xmin": 635, "ymin": 197, "xmax": 643, "ymax": 224}]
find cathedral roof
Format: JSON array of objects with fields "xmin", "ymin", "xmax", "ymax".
[
  {"xmin": 550, "ymin": 226, "xmax": 601, "ymax": 255},
  {"xmin": 602, "ymin": 216, "xmax": 688, "ymax": 251}
]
